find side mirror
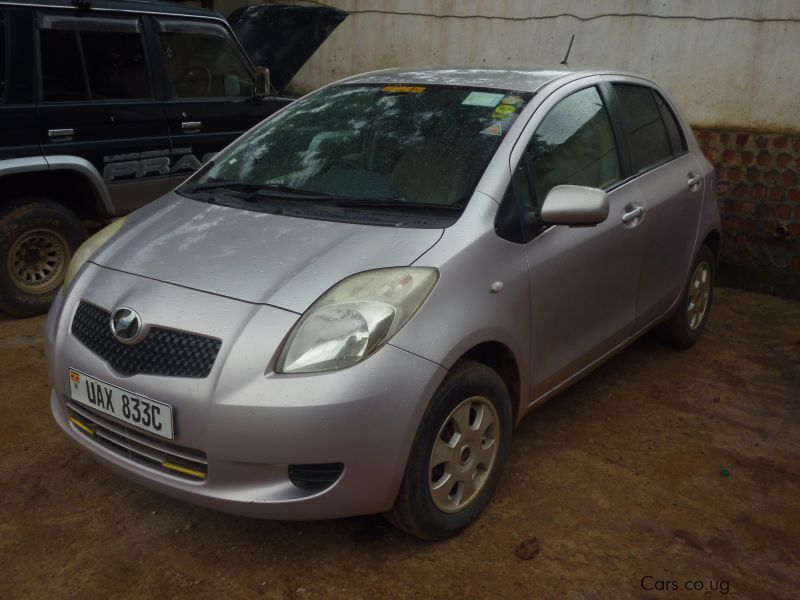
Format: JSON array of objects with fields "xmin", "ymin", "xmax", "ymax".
[
  {"xmin": 254, "ymin": 66, "xmax": 270, "ymax": 97},
  {"xmin": 540, "ymin": 185, "xmax": 608, "ymax": 226}
]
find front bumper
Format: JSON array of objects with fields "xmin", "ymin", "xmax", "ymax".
[{"xmin": 46, "ymin": 264, "xmax": 447, "ymax": 519}]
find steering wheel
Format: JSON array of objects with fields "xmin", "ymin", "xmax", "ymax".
[{"xmin": 173, "ymin": 65, "xmax": 213, "ymax": 97}]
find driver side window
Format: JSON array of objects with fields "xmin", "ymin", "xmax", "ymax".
[
  {"xmin": 156, "ymin": 20, "xmax": 253, "ymax": 99},
  {"xmin": 525, "ymin": 86, "xmax": 621, "ymax": 207}
]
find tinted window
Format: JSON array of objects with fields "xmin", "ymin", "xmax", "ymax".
[
  {"xmin": 81, "ymin": 30, "xmax": 150, "ymax": 100},
  {"xmin": 157, "ymin": 21, "xmax": 253, "ymax": 98},
  {"xmin": 613, "ymin": 84, "xmax": 673, "ymax": 171},
  {"xmin": 526, "ymin": 86, "xmax": 621, "ymax": 205},
  {"xmin": 40, "ymin": 29, "xmax": 87, "ymax": 101},
  {"xmin": 0, "ymin": 13, "xmax": 6, "ymax": 99},
  {"xmin": 654, "ymin": 91, "xmax": 686, "ymax": 155}
]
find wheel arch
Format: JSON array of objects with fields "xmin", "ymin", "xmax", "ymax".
[
  {"xmin": 0, "ymin": 156, "xmax": 113, "ymax": 219},
  {"xmin": 457, "ymin": 341, "xmax": 522, "ymax": 425},
  {"xmin": 702, "ymin": 228, "xmax": 722, "ymax": 264}
]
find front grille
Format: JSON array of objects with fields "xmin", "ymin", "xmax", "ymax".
[
  {"xmin": 288, "ymin": 463, "xmax": 344, "ymax": 491},
  {"xmin": 67, "ymin": 401, "xmax": 207, "ymax": 481},
  {"xmin": 71, "ymin": 301, "xmax": 221, "ymax": 378}
]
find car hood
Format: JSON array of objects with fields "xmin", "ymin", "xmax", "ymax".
[
  {"xmin": 92, "ymin": 194, "xmax": 443, "ymax": 314},
  {"xmin": 227, "ymin": 4, "xmax": 348, "ymax": 93}
]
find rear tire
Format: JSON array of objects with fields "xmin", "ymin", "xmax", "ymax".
[
  {"xmin": 0, "ymin": 199, "xmax": 87, "ymax": 317},
  {"xmin": 656, "ymin": 244, "xmax": 715, "ymax": 349},
  {"xmin": 385, "ymin": 360, "xmax": 512, "ymax": 540}
]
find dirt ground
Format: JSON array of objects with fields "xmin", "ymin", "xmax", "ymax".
[{"xmin": 1, "ymin": 287, "xmax": 798, "ymax": 599}]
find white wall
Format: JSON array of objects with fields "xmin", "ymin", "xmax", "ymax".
[{"xmin": 219, "ymin": 0, "xmax": 800, "ymax": 132}]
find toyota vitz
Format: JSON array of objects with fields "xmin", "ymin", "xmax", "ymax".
[{"xmin": 45, "ymin": 68, "xmax": 721, "ymax": 539}]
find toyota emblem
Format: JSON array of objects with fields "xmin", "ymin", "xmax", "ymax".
[{"xmin": 110, "ymin": 307, "xmax": 143, "ymax": 343}]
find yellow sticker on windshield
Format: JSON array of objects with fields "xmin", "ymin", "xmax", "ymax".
[
  {"xmin": 382, "ymin": 85, "xmax": 426, "ymax": 93},
  {"xmin": 492, "ymin": 104, "xmax": 517, "ymax": 120}
]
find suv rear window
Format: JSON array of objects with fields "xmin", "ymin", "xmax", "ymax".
[
  {"xmin": 1, "ymin": 13, "xmax": 7, "ymax": 99},
  {"xmin": 613, "ymin": 84, "xmax": 675, "ymax": 172},
  {"xmin": 39, "ymin": 14, "xmax": 151, "ymax": 101},
  {"xmin": 40, "ymin": 29, "xmax": 87, "ymax": 101}
]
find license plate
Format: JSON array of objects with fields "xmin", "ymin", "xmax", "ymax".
[{"xmin": 68, "ymin": 369, "xmax": 174, "ymax": 440}]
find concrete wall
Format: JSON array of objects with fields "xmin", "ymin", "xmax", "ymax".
[{"xmin": 218, "ymin": 0, "xmax": 800, "ymax": 133}]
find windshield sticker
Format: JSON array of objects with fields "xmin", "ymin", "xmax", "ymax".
[
  {"xmin": 492, "ymin": 104, "xmax": 517, "ymax": 120},
  {"xmin": 480, "ymin": 123, "xmax": 503, "ymax": 136},
  {"xmin": 382, "ymin": 85, "xmax": 426, "ymax": 93},
  {"xmin": 462, "ymin": 91, "xmax": 505, "ymax": 107}
]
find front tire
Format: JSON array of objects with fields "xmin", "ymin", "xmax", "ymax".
[
  {"xmin": 657, "ymin": 244, "xmax": 715, "ymax": 348},
  {"xmin": 386, "ymin": 360, "xmax": 512, "ymax": 540},
  {"xmin": 0, "ymin": 199, "xmax": 87, "ymax": 317}
]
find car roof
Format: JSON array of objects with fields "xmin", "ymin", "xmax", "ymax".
[
  {"xmin": 341, "ymin": 67, "xmax": 647, "ymax": 93},
  {"xmin": 0, "ymin": 0, "xmax": 219, "ymax": 19}
]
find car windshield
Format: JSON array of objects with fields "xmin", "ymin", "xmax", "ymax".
[{"xmin": 181, "ymin": 83, "xmax": 532, "ymax": 223}]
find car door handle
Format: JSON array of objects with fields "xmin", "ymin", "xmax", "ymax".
[
  {"xmin": 622, "ymin": 206, "xmax": 644, "ymax": 223},
  {"xmin": 48, "ymin": 128, "xmax": 74, "ymax": 140},
  {"xmin": 182, "ymin": 121, "xmax": 202, "ymax": 132},
  {"xmin": 687, "ymin": 172, "xmax": 702, "ymax": 190}
]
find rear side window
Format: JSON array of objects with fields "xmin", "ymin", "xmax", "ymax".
[
  {"xmin": 40, "ymin": 29, "xmax": 87, "ymax": 101},
  {"xmin": 39, "ymin": 14, "xmax": 151, "ymax": 101},
  {"xmin": 654, "ymin": 91, "xmax": 687, "ymax": 155},
  {"xmin": 81, "ymin": 30, "xmax": 150, "ymax": 100},
  {"xmin": 156, "ymin": 19, "xmax": 253, "ymax": 98},
  {"xmin": 526, "ymin": 86, "xmax": 622, "ymax": 205},
  {"xmin": 0, "ymin": 13, "xmax": 6, "ymax": 99},
  {"xmin": 613, "ymin": 84, "xmax": 676, "ymax": 172}
]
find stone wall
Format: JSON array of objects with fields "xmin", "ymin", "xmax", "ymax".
[{"xmin": 695, "ymin": 130, "xmax": 800, "ymax": 297}]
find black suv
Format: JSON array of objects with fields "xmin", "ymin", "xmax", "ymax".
[{"xmin": 0, "ymin": 0, "xmax": 344, "ymax": 316}]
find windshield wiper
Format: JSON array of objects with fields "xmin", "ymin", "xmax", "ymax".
[
  {"xmin": 182, "ymin": 182, "xmax": 465, "ymax": 211},
  {"xmin": 329, "ymin": 199, "xmax": 465, "ymax": 211},
  {"xmin": 182, "ymin": 181, "xmax": 334, "ymax": 199}
]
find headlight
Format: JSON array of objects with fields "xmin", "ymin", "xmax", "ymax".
[
  {"xmin": 63, "ymin": 216, "xmax": 128, "ymax": 291},
  {"xmin": 276, "ymin": 267, "xmax": 439, "ymax": 373}
]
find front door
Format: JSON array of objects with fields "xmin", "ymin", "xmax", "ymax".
[
  {"xmin": 516, "ymin": 85, "xmax": 646, "ymax": 402},
  {"xmin": 150, "ymin": 16, "xmax": 289, "ymax": 186},
  {"xmin": 35, "ymin": 11, "xmax": 172, "ymax": 215}
]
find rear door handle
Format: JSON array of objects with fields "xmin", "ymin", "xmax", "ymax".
[
  {"xmin": 622, "ymin": 206, "xmax": 644, "ymax": 223},
  {"xmin": 182, "ymin": 121, "xmax": 202, "ymax": 132},
  {"xmin": 48, "ymin": 128, "xmax": 74, "ymax": 140},
  {"xmin": 687, "ymin": 172, "xmax": 702, "ymax": 190}
]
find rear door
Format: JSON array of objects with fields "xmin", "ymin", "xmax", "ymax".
[
  {"xmin": 515, "ymin": 83, "xmax": 647, "ymax": 400},
  {"xmin": 35, "ymin": 11, "xmax": 172, "ymax": 215},
  {"xmin": 609, "ymin": 82, "xmax": 704, "ymax": 328},
  {"xmin": 150, "ymin": 16, "xmax": 289, "ymax": 186}
]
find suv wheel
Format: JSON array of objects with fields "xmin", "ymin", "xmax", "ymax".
[
  {"xmin": 386, "ymin": 360, "xmax": 512, "ymax": 539},
  {"xmin": 0, "ymin": 199, "xmax": 87, "ymax": 317}
]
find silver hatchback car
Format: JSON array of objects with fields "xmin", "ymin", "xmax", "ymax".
[{"xmin": 45, "ymin": 68, "xmax": 721, "ymax": 539}]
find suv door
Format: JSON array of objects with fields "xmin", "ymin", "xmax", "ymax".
[
  {"xmin": 35, "ymin": 12, "xmax": 172, "ymax": 215},
  {"xmin": 511, "ymin": 84, "xmax": 647, "ymax": 401},
  {"xmin": 609, "ymin": 82, "xmax": 704, "ymax": 328},
  {"xmin": 151, "ymin": 17, "xmax": 287, "ymax": 185}
]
